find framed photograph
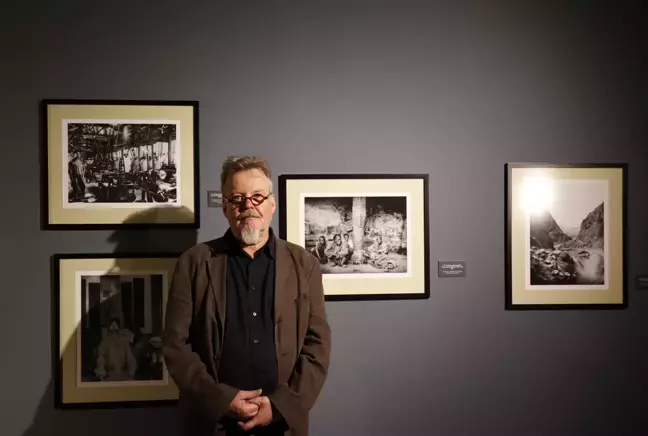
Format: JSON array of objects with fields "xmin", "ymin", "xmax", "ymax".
[
  {"xmin": 41, "ymin": 99, "xmax": 199, "ymax": 229},
  {"xmin": 53, "ymin": 253, "xmax": 180, "ymax": 408},
  {"xmin": 278, "ymin": 174, "xmax": 430, "ymax": 301},
  {"xmin": 505, "ymin": 163, "xmax": 628, "ymax": 309}
]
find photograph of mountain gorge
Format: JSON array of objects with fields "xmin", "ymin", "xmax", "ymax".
[
  {"xmin": 528, "ymin": 179, "xmax": 607, "ymax": 287},
  {"xmin": 506, "ymin": 163, "xmax": 626, "ymax": 309}
]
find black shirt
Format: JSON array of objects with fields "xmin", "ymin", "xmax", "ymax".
[{"xmin": 217, "ymin": 228, "xmax": 279, "ymax": 396}]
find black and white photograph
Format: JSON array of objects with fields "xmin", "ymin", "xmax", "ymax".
[
  {"xmin": 304, "ymin": 195, "xmax": 409, "ymax": 274},
  {"xmin": 78, "ymin": 272, "xmax": 166, "ymax": 386},
  {"xmin": 55, "ymin": 254, "xmax": 180, "ymax": 408},
  {"xmin": 506, "ymin": 164, "xmax": 625, "ymax": 309},
  {"xmin": 44, "ymin": 100, "xmax": 199, "ymax": 229},
  {"xmin": 527, "ymin": 179, "xmax": 608, "ymax": 288},
  {"xmin": 66, "ymin": 121, "xmax": 179, "ymax": 206},
  {"xmin": 280, "ymin": 174, "xmax": 429, "ymax": 301}
]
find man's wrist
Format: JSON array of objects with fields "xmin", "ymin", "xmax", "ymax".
[{"xmin": 270, "ymin": 401, "xmax": 284, "ymax": 423}]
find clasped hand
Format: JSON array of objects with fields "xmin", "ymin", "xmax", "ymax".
[{"xmin": 227, "ymin": 389, "xmax": 273, "ymax": 431}]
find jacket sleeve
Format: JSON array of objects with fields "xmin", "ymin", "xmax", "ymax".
[
  {"xmin": 268, "ymin": 259, "xmax": 332, "ymax": 430},
  {"xmin": 162, "ymin": 253, "xmax": 238, "ymax": 421}
]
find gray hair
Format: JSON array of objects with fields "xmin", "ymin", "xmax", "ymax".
[{"xmin": 220, "ymin": 155, "xmax": 273, "ymax": 193}]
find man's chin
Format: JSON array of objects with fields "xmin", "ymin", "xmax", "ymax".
[
  {"xmin": 238, "ymin": 223, "xmax": 262, "ymax": 232},
  {"xmin": 240, "ymin": 226, "xmax": 263, "ymax": 245}
]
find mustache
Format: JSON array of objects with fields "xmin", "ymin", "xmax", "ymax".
[{"xmin": 238, "ymin": 210, "xmax": 261, "ymax": 219}]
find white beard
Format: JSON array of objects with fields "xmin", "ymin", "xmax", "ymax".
[{"xmin": 240, "ymin": 226, "xmax": 262, "ymax": 245}]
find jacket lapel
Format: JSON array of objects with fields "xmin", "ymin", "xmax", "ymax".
[
  {"xmin": 206, "ymin": 239, "xmax": 227, "ymax": 345},
  {"xmin": 274, "ymin": 239, "xmax": 297, "ymax": 383},
  {"xmin": 274, "ymin": 239, "xmax": 294, "ymax": 327}
]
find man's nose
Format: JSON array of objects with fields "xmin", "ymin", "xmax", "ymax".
[{"xmin": 238, "ymin": 199, "xmax": 254, "ymax": 209}]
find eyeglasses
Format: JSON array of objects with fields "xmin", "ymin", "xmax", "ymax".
[{"xmin": 224, "ymin": 193, "xmax": 273, "ymax": 207}]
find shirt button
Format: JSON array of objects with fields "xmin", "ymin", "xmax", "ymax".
[
  {"xmin": 253, "ymin": 312, "xmax": 257, "ymax": 316},
  {"xmin": 253, "ymin": 339, "xmax": 259, "ymax": 344}
]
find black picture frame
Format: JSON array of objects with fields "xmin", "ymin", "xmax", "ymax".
[
  {"xmin": 40, "ymin": 99, "xmax": 200, "ymax": 230},
  {"xmin": 278, "ymin": 173, "xmax": 430, "ymax": 301},
  {"xmin": 52, "ymin": 252, "xmax": 181, "ymax": 409},
  {"xmin": 505, "ymin": 162, "xmax": 628, "ymax": 310}
]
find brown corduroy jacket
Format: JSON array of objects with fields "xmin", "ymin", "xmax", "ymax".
[{"xmin": 162, "ymin": 233, "xmax": 331, "ymax": 436}]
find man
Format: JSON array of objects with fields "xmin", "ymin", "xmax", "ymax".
[
  {"xmin": 95, "ymin": 318, "xmax": 137, "ymax": 381},
  {"xmin": 309, "ymin": 235, "xmax": 327, "ymax": 264},
  {"xmin": 362, "ymin": 234, "xmax": 389, "ymax": 268},
  {"xmin": 68, "ymin": 151, "xmax": 86, "ymax": 200},
  {"xmin": 162, "ymin": 156, "xmax": 331, "ymax": 436},
  {"xmin": 342, "ymin": 233, "xmax": 354, "ymax": 263},
  {"xmin": 324, "ymin": 234, "xmax": 348, "ymax": 267}
]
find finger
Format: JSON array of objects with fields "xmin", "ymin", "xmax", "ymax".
[
  {"xmin": 246, "ymin": 397, "xmax": 264, "ymax": 406},
  {"xmin": 242, "ymin": 404, "xmax": 259, "ymax": 417},
  {"xmin": 243, "ymin": 402, "xmax": 259, "ymax": 411},
  {"xmin": 240, "ymin": 410, "xmax": 257, "ymax": 419},
  {"xmin": 239, "ymin": 416, "xmax": 259, "ymax": 431},
  {"xmin": 239, "ymin": 388, "xmax": 262, "ymax": 400}
]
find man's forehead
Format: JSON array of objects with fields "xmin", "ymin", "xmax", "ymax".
[{"xmin": 228, "ymin": 169, "xmax": 270, "ymax": 191}]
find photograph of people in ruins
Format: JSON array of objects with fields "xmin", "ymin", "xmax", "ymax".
[
  {"xmin": 78, "ymin": 272, "xmax": 166, "ymax": 386},
  {"xmin": 66, "ymin": 122, "xmax": 179, "ymax": 206},
  {"xmin": 528, "ymin": 179, "xmax": 608, "ymax": 287},
  {"xmin": 304, "ymin": 195, "xmax": 408, "ymax": 274}
]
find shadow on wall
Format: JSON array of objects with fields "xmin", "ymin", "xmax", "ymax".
[{"xmin": 22, "ymin": 207, "xmax": 197, "ymax": 436}]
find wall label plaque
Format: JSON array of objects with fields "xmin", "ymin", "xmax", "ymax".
[
  {"xmin": 207, "ymin": 191, "xmax": 223, "ymax": 207},
  {"xmin": 636, "ymin": 275, "xmax": 648, "ymax": 290},
  {"xmin": 438, "ymin": 261, "xmax": 466, "ymax": 278}
]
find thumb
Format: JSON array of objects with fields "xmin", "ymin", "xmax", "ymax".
[{"xmin": 240, "ymin": 389, "xmax": 262, "ymax": 400}]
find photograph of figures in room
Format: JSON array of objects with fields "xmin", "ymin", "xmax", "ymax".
[
  {"xmin": 66, "ymin": 122, "xmax": 179, "ymax": 206},
  {"xmin": 304, "ymin": 195, "xmax": 408, "ymax": 274},
  {"xmin": 78, "ymin": 273, "xmax": 166, "ymax": 385}
]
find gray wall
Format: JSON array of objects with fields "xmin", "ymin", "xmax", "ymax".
[{"xmin": 3, "ymin": 1, "xmax": 648, "ymax": 435}]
